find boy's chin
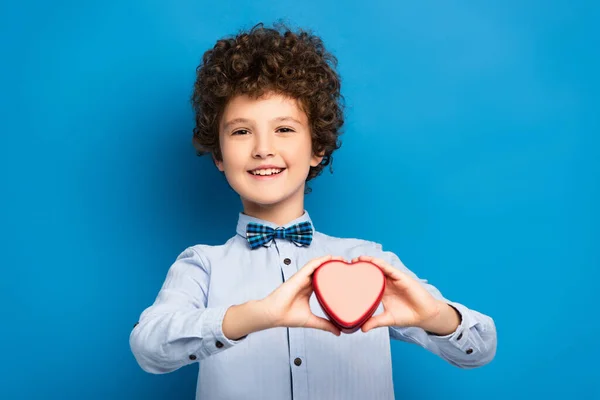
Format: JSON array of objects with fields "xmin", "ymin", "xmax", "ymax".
[
  {"xmin": 242, "ymin": 195, "xmax": 287, "ymax": 208},
  {"xmin": 238, "ymin": 183, "xmax": 305, "ymax": 209},
  {"xmin": 240, "ymin": 190, "xmax": 300, "ymax": 208}
]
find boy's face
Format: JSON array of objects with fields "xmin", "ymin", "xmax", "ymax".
[{"xmin": 215, "ymin": 92, "xmax": 323, "ymax": 216}]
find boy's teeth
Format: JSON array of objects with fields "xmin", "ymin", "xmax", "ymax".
[{"xmin": 252, "ymin": 168, "xmax": 282, "ymax": 176}]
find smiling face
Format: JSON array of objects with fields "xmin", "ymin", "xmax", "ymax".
[{"xmin": 214, "ymin": 92, "xmax": 323, "ymax": 224}]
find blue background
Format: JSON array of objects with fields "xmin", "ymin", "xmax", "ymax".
[{"xmin": 1, "ymin": 0, "xmax": 598, "ymax": 398}]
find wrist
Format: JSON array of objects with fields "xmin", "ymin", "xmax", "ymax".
[
  {"xmin": 255, "ymin": 298, "xmax": 281, "ymax": 329},
  {"xmin": 418, "ymin": 301, "xmax": 461, "ymax": 336},
  {"xmin": 222, "ymin": 300, "xmax": 275, "ymax": 340},
  {"xmin": 252, "ymin": 298, "xmax": 278, "ymax": 329}
]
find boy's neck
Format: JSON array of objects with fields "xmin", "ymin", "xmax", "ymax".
[{"xmin": 241, "ymin": 199, "xmax": 305, "ymax": 227}]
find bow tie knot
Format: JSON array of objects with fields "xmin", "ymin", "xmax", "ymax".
[{"xmin": 246, "ymin": 221, "xmax": 313, "ymax": 249}]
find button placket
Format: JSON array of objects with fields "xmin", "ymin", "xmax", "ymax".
[{"xmin": 277, "ymin": 243, "xmax": 309, "ymax": 397}]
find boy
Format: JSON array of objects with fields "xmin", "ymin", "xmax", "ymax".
[{"xmin": 130, "ymin": 23, "xmax": 497, "ymax": 400}]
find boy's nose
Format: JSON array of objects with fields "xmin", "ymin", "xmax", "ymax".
[{"xmin": 252, "ymin": 137, "xmax": 275, "ymax": 158}]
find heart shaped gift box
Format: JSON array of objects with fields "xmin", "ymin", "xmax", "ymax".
[{"xmin": 313, "ymin": 259, "xmax": 385, "ymax": 333}]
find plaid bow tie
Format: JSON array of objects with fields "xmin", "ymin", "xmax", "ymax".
[{"xmin": 246, "ymin": 221, "xmax": 313, "ymax": 249}]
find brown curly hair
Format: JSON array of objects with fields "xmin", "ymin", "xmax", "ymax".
[{"xmin": 190, "ymin": 22, "xmax": 345, "ymax": 192}]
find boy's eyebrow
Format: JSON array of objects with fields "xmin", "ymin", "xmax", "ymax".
[
  {"xmin": 222, "ymin": 116, "xmax": 303, "ymax": 131},
  {"xmin": 271, "ymin": 116, "xmax": 303, "ymax": 125}
]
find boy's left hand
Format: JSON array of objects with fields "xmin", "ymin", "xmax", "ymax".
[{"xmin": 352, "ymin": 255, "xmax": 454, "ymax": 334}]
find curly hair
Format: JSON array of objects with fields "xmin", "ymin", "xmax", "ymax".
[{"xmin": 190, "ymin": 22, "xmax": 345, "ymax": 191}]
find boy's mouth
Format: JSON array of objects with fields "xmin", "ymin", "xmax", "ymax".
[{"xmin": 248, "ymin": 168, "xmax": 286, "ymax": 176}]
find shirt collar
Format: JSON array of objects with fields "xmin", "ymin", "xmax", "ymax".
[{"xmin": 236, "ymin": 210, "xmax": 314, "ymax": 238}]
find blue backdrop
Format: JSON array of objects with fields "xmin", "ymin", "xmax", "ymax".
[{"xmin": 2, "ymin": 0, "xmax": 598, "ymax": 399}]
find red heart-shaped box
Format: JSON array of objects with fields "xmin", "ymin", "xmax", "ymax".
[{"xmin": 313, "ymin": 259, "xmax": 385, "ymax": 334}]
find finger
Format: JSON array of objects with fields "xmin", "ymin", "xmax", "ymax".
[
  {"xmin": 361, "ymin": 313, "xmax": 395, "ymax": 333},
  {"xmin": 358, "ymin": 256, "xmax": 406, "ymax": 281},
  {"xmin": 299, "ymin": 254, "xmax": 345, "ymax": 277},
  {"xmin": 297, "ymin": 255, "xmax": 332, "ymax": 275},
  {"xmin": 289, "ymin": 255, "xmax": 334, "ymax": 287},
  {"xmin": 306, "ymin": 314, "xmax": 341, "ymax": 336}
]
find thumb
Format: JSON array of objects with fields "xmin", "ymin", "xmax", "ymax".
[
  {"xmin": 296, "ymin": 255, "xmax": 333, "ymax": 279},
  {"xmin": 293, "ymin": 255, "xmax": 345, "ymax": 282},
  {"xmin": 361, "ymin": 313, "xmax": 393, "ymax": 333},
  {"xmin": 306, "ymin": 314, "xmax": 341, "ymax": 336}
]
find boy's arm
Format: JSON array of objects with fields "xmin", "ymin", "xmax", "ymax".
[
  {"xmin": 221, "ymin": 300, "xmax": 274, "ymax": 340},
  {"xmin": 376, "ymin": 245, "xmax": 497, "ymax": 369},
  {"xmin": 129, "ymin": 247, "xmax": 253, "ymax": 374}
]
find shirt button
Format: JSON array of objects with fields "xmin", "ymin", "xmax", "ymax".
[
  {"xmin": 294, "ymin": 357, "xmax": 302, "ymax": 366},
  {"xmin": 189, "ymin": 354, "xmax": 197, "ymax": 360},
  {"xmin": 466, "ymin": 348, "xmax": 473, "ymax": 354},
  {"xmin": 133, "ymin": 322, "xmax": 139, "ymax": 328},
  {"xmin": 284, "ymin": 258, "xmax": 291, "ymax": 265},
  {"xmin": 216, "ymin": 341, "xmax": 224, "ymax": 348},
  {"xmin": 456, "ymin": 333, "xmax": 463, "ymax": 340}
]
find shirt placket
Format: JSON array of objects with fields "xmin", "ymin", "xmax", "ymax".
[{"xmin": 273, "ymin": 239, "xmax": 309, "ymax": 400}]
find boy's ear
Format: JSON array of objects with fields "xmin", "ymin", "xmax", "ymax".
[
  {"xmin": 213, "ymin": 154, "xmax": 224, "ymax": 171},
  {"xmin": 310, "ymin": 150, "xmax": 325, "ymax": 167}
]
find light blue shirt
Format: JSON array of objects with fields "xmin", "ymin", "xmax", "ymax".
[{"xmin": 130, "ymin": 210, "xmax": 497, "ymax": 400}]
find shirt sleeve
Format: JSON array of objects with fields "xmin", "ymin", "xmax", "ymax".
[
  {"xmin": 373, "ymin": 243, "xmax": 497, "ymax": 369},
  {"xmin": 129, "ymin": 247, "xmax": 246, "ymax": 374}
]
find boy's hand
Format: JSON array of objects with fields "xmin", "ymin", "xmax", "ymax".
[
  {"xmin": 353, "ymin": 255, "xmax": 458, "ymax": 334},
  {"xmin": 260, "ymin": 255, "xmax": 343, "ymax": 336}
]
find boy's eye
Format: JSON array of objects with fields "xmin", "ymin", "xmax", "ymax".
[
  {"xmin": 231, "ymin": 127, "xmax": 295, "ymax": 135},
  {"xmin": 277, "ymin": 127, "xmax": 295, "ymax": 133}
]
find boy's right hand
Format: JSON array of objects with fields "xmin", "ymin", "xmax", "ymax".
[{"xmin": 260, "ymin": 255, "xmax": 343, "ymax": 336}]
